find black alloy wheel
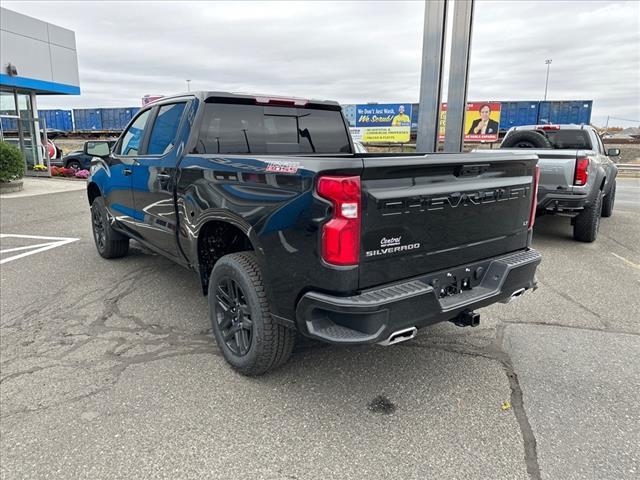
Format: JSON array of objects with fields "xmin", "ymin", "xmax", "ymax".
[
  {"xmin": 215, "ymin": 277, "xmax": 253, "ymax": 356},
  {"xmin": 92, "ymin": 205, "xmax": 106, "ymax": 252}
]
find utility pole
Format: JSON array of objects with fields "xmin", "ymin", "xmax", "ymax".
[
  {"xmin": 442, "ymin": 0, "xmax": 475, "ymax": 153},
  {"xmin": 415, "ymin": 0, "xmax": 448, "ymax": 153},
  {"xmin": 186, "ymin": 79, "xmax": 191, "ymax": 92},
  {"xmin": 543, "ymin": 59, "xmax": 552, "ymax": 101}
]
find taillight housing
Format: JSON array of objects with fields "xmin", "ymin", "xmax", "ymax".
[
  {"xmin": 317, "ymin": 176, "xmax": 361, "ymax": 266},
  {"xmin": 529, "ymin": 165, "xmax": 540, "ymax": 230},
  {"xmin": 574, "ymin": 157, "xmax": 589, "ymax": 186}
]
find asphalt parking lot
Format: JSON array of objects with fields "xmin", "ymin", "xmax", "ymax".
[{"xmin": 1, "ymin": 178, "xmax": 639, "ymax": 480}]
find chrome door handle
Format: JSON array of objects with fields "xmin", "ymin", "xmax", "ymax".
[{"xmin": 156, "ymin": 173, "xmax": 171, "ymax": 179}]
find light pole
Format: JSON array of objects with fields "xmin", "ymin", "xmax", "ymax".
[
  {"xmin": 186, "ymin": 79, "xmax": 191, "ymax": 92},
  {"xmin": 543, "ymin": 59, "xmax": 552, "ymax": 101}
]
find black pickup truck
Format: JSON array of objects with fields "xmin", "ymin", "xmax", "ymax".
[{"xmin": 87, "ymin": 91, "xmax": 541, "ymax": 375}]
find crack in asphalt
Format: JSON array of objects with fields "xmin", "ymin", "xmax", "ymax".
[
  {"xmin": 402, "ymin": 322, "xmax": 542, "ymax": 480},
  {"xmin": 0, "ymin": 262, "xmax": 217, "ymax": 419}
]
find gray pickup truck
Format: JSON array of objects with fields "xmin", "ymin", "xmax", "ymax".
[{"xmin": 499, "ymin": 124, "xmax": 619, "ymax": 242}]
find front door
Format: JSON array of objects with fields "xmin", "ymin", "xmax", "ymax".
[
  {"xmin": 104, "ymin": 109, "xmax": 152, "ymax": 235},
  {"xmin": 131, "ymin": 101, "xmax": 188, "ymax": 258}
]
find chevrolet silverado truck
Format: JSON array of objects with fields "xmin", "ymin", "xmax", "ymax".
[
  {"xmin": 499, "ymin": 124, "xmax": 619, "ymax": 242},
  {"xmin": 86, "ymin": 91, "xmax": 541, "ymax": 375}
]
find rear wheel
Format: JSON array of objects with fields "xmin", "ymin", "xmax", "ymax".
[
  {"xmin": 601, "ymin": 181, "xmax": 616, "ymax": 217},
  {"xmin": 573, "ymin": 192, "xmax": 602, "ymax": 242},
  {"xmin": 209, "ymin": 252, "xmax": 295, "ymax": 376},
  {"xmin": 91, "ymin": 196, "xmax": 129, "ymax": 258}
]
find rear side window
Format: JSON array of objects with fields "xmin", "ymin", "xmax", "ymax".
[
  {"xmin": 195, "ymin": 103, "xmax": 351, "ymax": 154},
  {"xmin": 147, "ymin": 103, "xmax": 186, "ymax": 155},
  {"xmin": 119, "ymin": 110, "xmax": 150, "ymax": 156},
  {"xmin": 544, "ymin": 130, "xmax": 592, "ymax": 150}
]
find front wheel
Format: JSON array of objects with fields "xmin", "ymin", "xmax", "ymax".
[
  {"xmin": 91, "ymin": 196, "xmax": 129, "ymax": 258},
  {"xmin": 67, "ymin": 160, "xmax": 82, "ymax": 170},
  {"xmin": 573, "ymin": 192, "xmax": 602, "ymax": 242},
  {"xmin": 601, "ymin": 181, "xmax": 616, "ymax": 217},
  {"xmin": 208, "ymin": 252, "xmax": 295, "ymax": 376}
]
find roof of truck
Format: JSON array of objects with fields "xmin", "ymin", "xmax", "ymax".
[
  {"xmin": 510, "ymin": 123, "xmax": 590, "ymax": 131},
  {"xmin": 146, "ymin": 91, "xmax": 341, "ymax": 108}
]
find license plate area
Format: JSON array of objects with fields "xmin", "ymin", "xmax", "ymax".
[{"xmin": 420, "ymin": 259, "xmax": 493, "ymax": 299}]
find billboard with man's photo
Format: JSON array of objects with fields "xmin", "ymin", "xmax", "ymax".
[
  {"xmin": 439, "ymin": 102, "xmax": 502, "ymax": 142},
  {"xmin": 352, "ymin": 104, "xmax": 412, "ymax": 143}
]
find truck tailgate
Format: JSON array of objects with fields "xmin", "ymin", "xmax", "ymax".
[{"xmin": 359, "ymin": 153, "xmax": 538, "ymax": 288}]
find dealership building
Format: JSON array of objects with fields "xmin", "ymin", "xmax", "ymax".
[{"xmin": 0, "ymin": 7, "xmax": 80, "ymax": 171}]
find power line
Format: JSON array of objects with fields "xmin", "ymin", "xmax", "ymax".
[{"xmin": 606, "ymin": 116, "xmax": 640, "ymax": 123}]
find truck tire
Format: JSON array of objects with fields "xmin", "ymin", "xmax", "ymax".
[
  {"xmin": 501, "ymin": 130, "xmax": 552, "ymax": 149},
  {"xmin": 573, "ymin": 192, "xmax": 602, "ymax": 242},
  {"xmin": 209, "ymin": 252, "xmax": 295, "ymax": 375},
  {"xmin": 90, "ymin": 196, "xmax": 130, "ymax": 258},
  {"xmin": 601, "ymin": 181, "xmax": 616, "ymax": 217}
]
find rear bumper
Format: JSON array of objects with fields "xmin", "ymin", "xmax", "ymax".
[
  {"xmin": 537, "ymin": 185, "xmax": 599, "ymax": 215},
  {"xmin": 295, "ymin": 249, "xmax": 541, "ymax": 345}
]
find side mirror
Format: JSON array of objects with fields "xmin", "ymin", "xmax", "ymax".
[
  {"xmin": 607, "ymin": 148, "xmax": 620, "ymax": 157},
  {"xmin": 85, "ymin": 141, "xmax": 111, "ymax": 157}
]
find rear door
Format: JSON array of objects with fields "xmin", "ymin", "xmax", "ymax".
[
  {"xmin": 359, "ymin": 153, "xmax": 537, "ymax": 288},
  {"xmin": 131, "ymin": 101, "xmax": 189, "ymax": 258}
]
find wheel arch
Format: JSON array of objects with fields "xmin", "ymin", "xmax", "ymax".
[
  {"xmin": 87, "ymin": 182, "xmax": 101, "ymax": 206},
  {"xmin": 195, "ymin": 219, "xmax": 260, "ymax": 295}
]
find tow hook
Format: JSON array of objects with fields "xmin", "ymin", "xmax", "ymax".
[{"xmin": 452, "ymin": 309, "xmax": 480, "ymax": 328}]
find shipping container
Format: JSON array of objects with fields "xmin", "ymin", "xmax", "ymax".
[
  {"xmin": 538, "ymin": 100, "xmax": 593, "ymax": 126},
  {"xmin": 73, "ymin": 109, "xmax": 103, "ymax": 131},
  {"xmin": 499, "ymin": 101, "xmax": 539, "ymax": 131},
  {"xmin": 38, "ymin": 109, "xmax": 73, "ymax": 131},
  {"xmin": 100, "ymin": 107, "xmax": 140, "ymax": 131},
  {"xmin": 0, "ymin": 117, "xmax": 18, "ymax": 132}
]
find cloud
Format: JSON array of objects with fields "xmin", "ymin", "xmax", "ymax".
[{"xmin": 3, "ymin": 0, "xmax": 639, "ymax": 126}]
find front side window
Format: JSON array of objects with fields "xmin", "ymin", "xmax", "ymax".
[
  {"xmin": 147, "ymin": 103, "xmax": 187, "ymax": 155},
  {"xmin": 119, "ymin": 110, "xmax": 150, "ymax": 156}
]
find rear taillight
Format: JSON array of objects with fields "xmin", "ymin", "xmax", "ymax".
[
  {"xmin": 317, "ymin": 176, "xmax": 361, "ymax": 266},
  {"xmin": 529, "ymin": 165, "xmax": 540, "ymax": 230},
  {"xmin": 574, "ymin": 157, "xmax": 589, "ymax": 186}
]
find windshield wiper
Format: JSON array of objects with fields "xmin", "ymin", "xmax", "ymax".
[{"xmin": 299, "ymin": 127, "xmax": 316, "ymax": 153}]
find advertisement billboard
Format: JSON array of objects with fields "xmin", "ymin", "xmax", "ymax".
[
  {"xmin": 353, "ymin": 104, "xmax": 412, "ymax": 143},
  {"xmin": 439, "ymin": 102, "xmax": 501, "ymax": 142}
]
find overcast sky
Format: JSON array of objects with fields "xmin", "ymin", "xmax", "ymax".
[{"xmin": 4, "ymin": 0, "xmax": 640, "ymax": 127}]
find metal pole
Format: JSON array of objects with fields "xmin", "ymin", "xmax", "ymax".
[
  {"xmin": 443, "ymin": 0, "xmax": 474, "ymax": 153},
  {"xmin": 415, "ymin": 0, "xmax": 448, "ymax": 153},
  {"xmin": 186, "ymin": 79, "xmax": 191, "ymax": 92},
  {"xmin": 543, "ymin": 59, "xmax": 552, "ymax": 101}
]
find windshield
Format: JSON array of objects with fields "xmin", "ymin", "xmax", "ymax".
[
  {"xmin": 544, "ymin": 130, "xmax": 592, "ymax": 150},
  {"xmin": 195, "ymin": 103, "xmax": 351, "ymax": 154}
]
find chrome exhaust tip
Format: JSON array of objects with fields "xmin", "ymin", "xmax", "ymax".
[
  {"xmin": 378, "ymin": 327, "xmax": 417, "ymax": 346},
  {"xmin": 504, "ymin": 287, "xmax": 526, "ymax": 304}
]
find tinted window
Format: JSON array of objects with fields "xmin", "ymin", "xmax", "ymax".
[
  {"xmin": 196, "ymin": 103, "xmax": 351, "ymax": 154},
  {"xmin": 544, "ymin": 130, "xmax": 592, "ymax": 150},
  {"xmin": 119, "ymin": 110, "xmax": 150, "ymax": 156},
  {"xmin": 147, "ymin": 103, "xmax": 186, "ymax": 155}
]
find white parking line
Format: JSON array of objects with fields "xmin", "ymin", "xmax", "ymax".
[
  {"xmin": 610, "ymin": 252, "xmax": 640, "ymax": 270},
  {"xmin": 0, "ymin": 234, "xmax": 80, "ymax": 264}
]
